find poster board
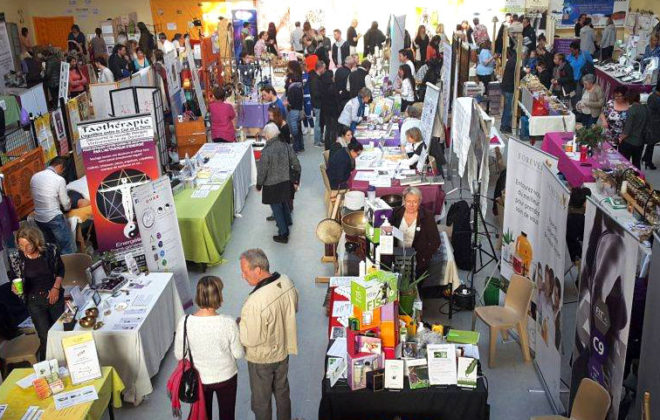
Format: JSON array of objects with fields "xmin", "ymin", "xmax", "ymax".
[
  {"xmin": 231, "ymin": 9, "xmax": 258, "ymax": 59},
  {"xmin": 163, "ymin": 50, "xmax": 184, "ymax": 115},
  {"xmin": 78, "ymin": 114, "xmax": 161, "ymax": 264},
  {"xmin": 34, "ymin": 114, "xmax": 57, "ymax": 163},
  {"xmin": 0, "ymin": 148, "xmax": 45, "ymax": 219},
  {"xmin": 59, "ymin": 62, "xmax": 70, "ymax": 102},
  {"xmin": 0, "ymin": 22, "xmax": 15, "ymax": 90},
  {"xmin": 67, "ymin": 97, "xmax": 85, "ymax": 176},
  {"xmin": 441, "ymin": 42, "xmax": 452, "ymax": 126},
  {"xmin": 417, "ymin": 82, "xmax": 440, "ymax": 172},
  {"xmin": 450, "ymin": 97, "xmax": 473, "ymax": 177},
  {"xmin": 185, "ymin": 39, "xmax": 207, "ymax": 118},
  {"xmin": 549, "ymin": 0, "xmax": 630, "ymax": 27},
  {"xmin": 132, "ymin": 177, "xmax": 192, "ymax": 308},
  {"xmin": 61, "ymin": 333, "xmax": 102, "ymax": 385},
  {"xmin": 570, "ymin": 198, "xmax": 639, "ymax": 420},
  {"xmin": 503, "ymin": 0, "xmax": 526, "ymax": 14},
  {"xmin": 109, "ymin": 88, "xmax": 138, "ymax": 116},
  {"xmin": 89, "ymin": 81, "xmax": 120, "ymax": 119},
  {"xmin": 389, "ymin": 15, "xmax": 406, "ymax": 84},
  {"xmin": 51, "ymin": 109, "xmax": 69, "ymax": 156},
  {"xmin": 19, "ymin": 83, "xmax": 49, "ymax": 117}
]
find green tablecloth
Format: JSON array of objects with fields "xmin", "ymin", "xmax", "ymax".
[
  {"xmin": 174, "ymin": 177, "xmax": 234, "ymax": 265},
  {"xmin": 0, "ymin": 95, "xmax": 21, "ymax": 126}
]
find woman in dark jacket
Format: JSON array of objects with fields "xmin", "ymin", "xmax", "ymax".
[
  {"xmin": 389, "ymin": 187, "xmax": 441, "ymax": 277},
  {"xmin": 137, "ymin": 22, "xmax": 155, "ymax": 62},
  {"xmin": 257, "ymin": 123, "xmax": 301, "ymax": 244},
  {"xmin": 9, "ymin": 226, "xmax": 65, "ymax": 360}
]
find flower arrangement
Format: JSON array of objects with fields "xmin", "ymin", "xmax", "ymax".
[{"xmin": 575, "ymin": 125, "xmax": 605, "ymax": 149}]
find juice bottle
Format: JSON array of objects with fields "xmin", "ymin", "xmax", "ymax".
[{"xmin": 515, "ymin": 232, "xmax": 533, "ymax": 276}]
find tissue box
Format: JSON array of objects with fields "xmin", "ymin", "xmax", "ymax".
[
  {"xmin": 348, "ymin": 353, "xmax": 384, "ymax": 390},
  {"xmin": 365, "ymin": 199, "xmax": 392, "ymax": 228},
  {"xmin": 351, "ymin": 271, "xmax": 398, "ymax": 311}
]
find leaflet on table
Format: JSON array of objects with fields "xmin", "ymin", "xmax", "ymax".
[
  {"xmin": 427, "ymin": 343, "xmax": 457, "ymax": 385},
  {"xmin": 384, "ymin": 359, "xmax": 404, "ymax": 389},
  {"xmin": 457, "ymin": 357, "xmax": 478, "ymax": 389},
  {"xmin": 353, "ymin": 171, "xmax": 376, "ymax": 182},
  {"xmin": 61, "ymin": 333, "xmax": 102, "ymax": 385},
  {"xmin": 53, "ymin": 385, "xmax": 98, "ymax": 410},
  {"xmin": 19, "ymin": 406, "xmax": 41, "ymax": 420}
]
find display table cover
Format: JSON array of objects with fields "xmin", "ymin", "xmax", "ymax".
[
  {"xmin": 353, "ymin": 125, "xmax": 401, "ymax": 147},
  {"xmin": 0, "ymin": 367, "xmax": 124, "ymax": 420},
  {"xmin": 195, "ymin": 141, "xmax": 256, "ymax": 213},
  {"xmin": 595, "ymin": 67, "xmax": 654, "ymax": 101},
  {"xmin": 236, "ymin": 101, "xmax": 269, "ymax": 128},
  {"xmin": 347, "ymin": 172, "xmax": 445, "ymax": 215},
  {"xmin": 46, "ymin": 273, "xmax": 184, "ymax": 405},
  {"xmin": 518, "ymin": 99, "xmax": 575, "ymax": 137},
  {"xmin": 175, "ymin": 177, "xmax": 234, "ymax": 265},
  {"xmin": 541, "ymin": 131, "xmax": 640, "ymax": 187}
]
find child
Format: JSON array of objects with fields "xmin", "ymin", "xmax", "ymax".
[
  {"xmin": 536, "ymin": 60, "xmax": 552, "ymax": 90},
  {"xmin": 524, "ymin": 50, "xmax": 538, "ymax": 73}
]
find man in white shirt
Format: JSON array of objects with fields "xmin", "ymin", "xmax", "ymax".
[
  {"xmin": 30, "ymin": 157, "xmax": 76, "ymax": 254},
  {"xmin": 398, "ymin": 48, "xmax": 415, "ymax": 76},
  {"xmin": 158, "ymin": 33, "xmax": 175, "ymax": 55},
  {"xmin": 290, "ymin": 22, "xmax": 304, "ymax": 53}
]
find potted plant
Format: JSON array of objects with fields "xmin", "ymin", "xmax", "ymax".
[
  {"xmin": 399, "ymin": 271, "xmax": 429, "ymax": 316},
  {"xmin": 575, "ymin": 125, "xmax": 605, "ymax": 155}
]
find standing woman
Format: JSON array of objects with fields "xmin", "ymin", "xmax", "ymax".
[
  {"xmin": 268, "ymin": 105, "xmax": 291, "ymax": 144},
  {"xmin": 619, "ymin": 91, "xmax": 648, "ymax": 168},
  {"xmin": 174, "ymin": 276, "xmax": 244, "ymax": 420},
  {"xmin": 209, "ymin": 86, "xmax": 236, "ymax": 142},
  {"xmin": 94, "ymin": 57, "xmax": 114, "ymax": 83},
  {"xmin": 67, "ymin": 56, "xmax": 88, "ymax": 98},
  {"xmin": 267, "ymin": 22, "xmax": 279, "ymax": 55},
  {"xmin": 67, "ymin": 25, "xmax": 86, "ymax": 55},
  {"xmin": 133, "ymin": 48, "xmax": 150, "ymax": 70},
  {"xmin": 414, "ymin": 25, "xmax": 429, "ymax": 64},
  {"xmin": 285, "ymin": 60, "xmax": 305, "ymax": 152},
  {"xmin": 599, "ymin": 86, "xmax": 630, "ymax": 148},
  {"xmin": 137, "ymin": 22, "xmax": 156, "ymax": 62},
  {"xmin": 476, "ymin": 41, "xmax": 495, "ymax": 95},
  {"xmin": 396, "ymin": 64, "xmax": 416, "ymax": 113},
  {"xmin": 427, "ymin": 35, "xmax": 441, "ymax": 61},
  {"xmin": 9, "ymin": 226, "xmax": 65, "ymax": 361}
]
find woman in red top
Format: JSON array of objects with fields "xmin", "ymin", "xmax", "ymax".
[
  {"xmin": 426, "ymin": 35, "xmax": 441, "ymax": 61},
  {"xmin": 67, "ymin": 56, "xmax": 88, "ymax": 98},
  {"xmin": 209, "ymin": 86, "xmax": 236, "ymax": 142}
]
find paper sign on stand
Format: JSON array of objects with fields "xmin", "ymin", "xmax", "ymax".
[
  {"xmin": 61, "ymin": 333, "xmax": 102, "ymax": 385},
  {"xmin": 58, "ymin": 62, "xmax": 70, "ymax": 102},
  {"xmin": 427, "ymin": 343, "xmax": 457, "ymax": 385}
]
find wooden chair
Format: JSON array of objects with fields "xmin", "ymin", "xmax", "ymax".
[
  {"xmin": 0, "ymin": 334, "xmax": 40, "ymax": 378},
  {"xmin": 320, "ymin": 163, "xmax": 343, "ymax": 217},
  {"xmin": 61, "ymin": 253, "xmax": 93, "ymax": 289},
  {"xmin": 472, "ymin": 274, "xmax": 533, "ymax": 368},
  {"xmin": 531, "ymin": 378, "xmax": 610, "ymax": 420}
]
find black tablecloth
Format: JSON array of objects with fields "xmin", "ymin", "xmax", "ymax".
[{"xmin": 318, "ymin": 376, "xmax": 489, "ymax": 420}]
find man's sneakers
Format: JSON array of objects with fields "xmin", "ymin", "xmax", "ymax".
[{"xmin": 273, "ymin": 235, "xmax": 289, "ymax": 244}]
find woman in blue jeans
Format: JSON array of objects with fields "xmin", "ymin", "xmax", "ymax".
[
  {"xmin": 285, "ymin": 61, "xmax": 305, "ymax": 152},
  {"xmin": 9, "ymin": 226, "xmax": 65, "ymax": 360}
]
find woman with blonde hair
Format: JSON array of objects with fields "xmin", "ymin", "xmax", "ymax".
[
  {"xmin": 9, "ymin": 226, "xmax": 65, "ymax": 360},
  {"xmin": 174, "ymin": 276, "xmax": 244, "ymax": 420}
]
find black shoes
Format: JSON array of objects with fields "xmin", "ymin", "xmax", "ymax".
[
  {"xmin": 266, "ymin": 215, "xmax": 275, "ymax": 221},
  {"xmin": 645, "ymin": 162, "xmax": 657, "ymax": 170},
  {"xmin": 273, "ymin": 235, "xmax": 289, "ymax": 244}
]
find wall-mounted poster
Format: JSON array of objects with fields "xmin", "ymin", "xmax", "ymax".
[
  {"xmin": 78, "ymin": 114, "xmax": 161, "ymax": 265},
  {"xmin": 231, "ymin": 9, "xmax": 258, "ymax": 59}
]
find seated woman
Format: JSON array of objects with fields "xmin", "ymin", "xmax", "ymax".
[
  {"xmin": 326, "ymin": 141, "xmax": 363, "ymax": 190},
  {"xmin": 388, "ymin": 186, "xmax": 440, "ymax": 277},
  {"xmin": 329, "ymin": 125, "xmax": 353, "ymax": 158},
  {"xmin": 400, "ymin": 127, "xmax": 427, "ymax": 170}
]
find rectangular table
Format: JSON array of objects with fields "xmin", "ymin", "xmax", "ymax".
[
  {"xmin": 518, "ymin": 88, "xmax": 575, "ymax": 137},
  {"xmin": 0, "ymin": 367, "xmax": 124, "ymax": 420},
  {"xmin": 236, "ymin": 101, "xmax": 269, "ymax": 128},
  {"xmin": 347, "ymin": 172, "xmax": 445, "ymax": 215},
  {"xmin": 46, "ymin": 273, "xmax": 184, "ymax": 405},
  {"xmin": 595, "ymin": 67, "xmax": 654, "ymax": 102},
  {"xmin": 541, "ymin": 131, "xmax": 640, "ymax": 187},
  {"xmin": 175, "ymin": 177, "xmax": 234, "ymax": 265}
]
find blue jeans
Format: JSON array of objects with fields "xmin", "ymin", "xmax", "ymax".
[
  {"xmin": 313, "ymin": 108, "xmax": 322, "ymax": 145},
  {"xmin": 36, "ymin": 214, "xmax": 76, "ymax": 254},
  {"xmin": 270, "ymin": 202, "xmax": 292, "ymax": 237},
  {"xmin": 287, "ymin": 109, "xmax": 303, "ymax": 152},
  {"xmin": 501, "ymin": 91, "xmax": 514, "ymax": 131}
]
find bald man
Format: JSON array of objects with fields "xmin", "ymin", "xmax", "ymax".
[{"xmin": 347, "ymin": 19, "xmax": 361, "ymax": 55}]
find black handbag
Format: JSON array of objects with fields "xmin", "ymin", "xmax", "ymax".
[
  {"xmin": 178, "ymin": 315, "xmax": 200, "ymax": 403},
  {"xmin": 286, "ymin": 144, "xmax": 301, "ymax": 185}
]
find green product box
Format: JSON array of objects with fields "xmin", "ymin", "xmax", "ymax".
[
  {"xmin": 365, "ymin": 223, "xmax": 380, "ymax": 244},
  {"xmin": 351, "ymin": 270, "xmax": 399, "ymax": 311}
]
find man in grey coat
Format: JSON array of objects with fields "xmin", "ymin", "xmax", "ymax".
[{"xmin": 257, "ymin": 123, "xmax": 301, "ymax": 244}]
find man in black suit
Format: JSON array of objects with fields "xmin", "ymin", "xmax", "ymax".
[
  {"xmin": 331, "ymin": 29, "xmax": 350, "ymax": 68},
  {"xmin": 320, "ymin": 67, "xmax": 339, "ymax": 150},
  {"xmin": 349, "ymin": 60, "xmax": 371, "ymax": 98},
  {"xmin": 334, "ymin": 56, "xmax": 354, "ymax": 114}
]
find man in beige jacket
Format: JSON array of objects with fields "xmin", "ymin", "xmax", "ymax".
[{"xmin": 239, "ymin": 249, "xmax": 298, "ymax": 420}]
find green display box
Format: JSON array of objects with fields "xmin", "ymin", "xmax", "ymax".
[
  {"xmin": 365, "ymin": 223, "xmax": 380, "ymax": 244},
  {"xmin": 351, "ymin": 270, "xmax": 399, "ymax": 311}
]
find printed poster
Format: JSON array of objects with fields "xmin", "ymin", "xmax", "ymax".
[
  {"xmin": 67, "ymin": 97, "xmax": 85, "ymax": 175},
  {"xmin": 34, "ymin": 114, "xmax": 57, "ymax": 162},
  {"xmin": 534, "ymin": 165, "xmax": 570, "ymax": 413},
  {"xmin": 558, "ymin": 0, "xmax": 630, "ymax": 26},
  {"xmin": 132, "ymin": 177, "xmax": 192, "ymax": 308},
  {"xmin": 231, "ymin": 9, "xmax": 258, "ymax": 59},
  {"xmin": 441, "ymin": 42, "xmax": 452, "ymax": 126},
  {"xmin": 389, "ymin": 15, "xmax": 406, "ymax": 84},
  {"xmin": 570, "ymin": 199, "xmax": 638, "ymax": 420},
  {"xmin": 78, "ymin": 114, "xmax": 161, "ymax": 265},
  {"xmin": 0, "ymin": 22, "xmax": 15, "ymax": 89},
  {"xmin": 51, "ymin": 109, "xmax": 69, "ymax": 155}
]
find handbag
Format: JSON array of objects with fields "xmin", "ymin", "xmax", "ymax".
[
  {"xmin": 178, "ymin": 315, "xmax": 200, "ymax": 404},
  {"xmin": 285, "ymin": 144, "xmax": 301, "ymax": 185}
]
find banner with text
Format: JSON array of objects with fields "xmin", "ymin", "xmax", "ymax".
[
  {"xmin": 534, "ymin": 165, "xmax": 570, "ymax": 413},
  {"xmin": 551, "ymin": 0, "xmax": 630, "ymax": 27},
  {"xmin": 441, "ymin": 42, "xmax": 452, "ymax": 126},
  {"xmin": 132, "ymin": 177, "xmax": 192, "ymax": 308},
  {"xmin": 570, "ymin": 199, "xmax": 638, "ymax": 420},
  {"xmin": 78, "ymin": 114, "xmax": 161, "ymax": 265}
]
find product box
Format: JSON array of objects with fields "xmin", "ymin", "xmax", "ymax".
[
  {"xmin": 365, "ymin": 223, "xmax": 381, "ymax": 244},
  {"xmin": 350, "ymin": 271, "xmax": 398, "ymax": 311},
  {"xmin": 348, "ymin": 353, "xmax": 384, "ymax": 390},
  {"xmin": 364, "ymin": 198, "xmax": 393, "ymax": 228}
]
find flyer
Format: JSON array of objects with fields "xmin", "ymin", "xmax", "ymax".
[
  {"xmin": 61, "ymin": 333, "xmax": 102, "ymax": 385},
  {"xmin": 427, "ymin": 344, "xmax": 457, "ymax": 386}
]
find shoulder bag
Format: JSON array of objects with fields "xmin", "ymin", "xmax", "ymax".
[{"xmin": 178, "ymin": 315, "xmax": 200, "ymax": 403}]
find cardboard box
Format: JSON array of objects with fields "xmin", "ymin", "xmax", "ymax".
[
  {"xmin": 364, "ymin": 198, "xmax": 392, "ymax": 228},
  {"xmin": 347, "ymin": 353, "xmax": 384, "ymax": 390},
  {"xmin": 350, "ymin": 271, "xmax": 398, "ymax": 311}
]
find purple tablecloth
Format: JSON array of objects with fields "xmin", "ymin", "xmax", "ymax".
[
  {"xmin": 595, "ymin": 68, "xmax": 654, "ymax": 101},
  {"xmin": 236, "ymin": 102, "xmax": 269, "ymax": 128},
  {"xmin": 541, "ymin": 131, "xmax": 640, "ymax": 187},
  {"xmin": 553, "ymin": 38, "xmax": 579, "ymax": 55},
  {"xmin": 347, "ymin": 171, "xmax": 445, "ymax": 215},
  {"xmin": 354, "ymin": 128, "xmax": 401, "ymax": 147}
]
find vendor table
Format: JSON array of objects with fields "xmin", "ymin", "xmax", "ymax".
[
  {"xmin": 195, "ymin": 141, "xmax": 257, "ymax": 213},
  {"xmin": 46, "ymin": 273, "xmax": 184, "ymax": 405},
  {"xmin": 594, "ymin": 67, "xmax": 654, "ymax": 102},
  {"xmin": 236, "ymin": 101, "xmax": 269, "ymax": 128},
  {"xmin": 541, "ymin": 131, "xmax": 640, "ymax": 188},
  {"xmin": 518, "ymin": 89, "xmax": 575, "ymax": 137},
  {"xmin": 175, "ymin": 177, "xmax": 234, "ymax": 265},
  {"xmin": 353, "ymin": 125, "xmax": 401, "ymax": 147},
  {"xmin": 0, "ymin": 367, "xmax": 124, "ymax": 420},
  {"xmin": 347, "ymin": 171, "xmax": 445, "ymax": 215}
]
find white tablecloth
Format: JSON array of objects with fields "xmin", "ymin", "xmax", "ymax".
[
  {"xmin": 518, "ymin": 100, "xmax": 576, "ymax": 136},
  {"xmin": 46, "ymin": 273, "xmax": 184, "ymax": 405},
  {"xmin": 195, "ymin": 141, "xmax": 256, "ymax": 213}
]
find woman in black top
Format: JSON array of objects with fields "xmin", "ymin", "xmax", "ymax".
[
  {"xmin": 414, "ymin": 25, "xmax": 430, "ymax": 64},
  {"xmin": 10, "ymin": 227, "xmax": 65, "ymax": 360},
  {"xmin": 267, "ymin": 22, "xmax": 279, "ymax": 55},
  {"xmin": 285, "ymin": 61, "xmax": 305, "ymax": 152},
  {"xmin": 401, "ymin": 127, "xmax": 427, "ymax": 170}
]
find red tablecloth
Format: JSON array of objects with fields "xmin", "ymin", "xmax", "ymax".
[
  {"xmin": 595, "ymin": 68, "xmax": 654, "ymax": 101},
  {"xmin": 541, "ymin": 131, "xmax": 641, "ymax": 187},
  {"xmin": 347, "ymin": 171, "xmax": 446, "ymax": 215},
  {"xmin": 328, "ymin": 288, "xmax": 349, "ymax": 338}
]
